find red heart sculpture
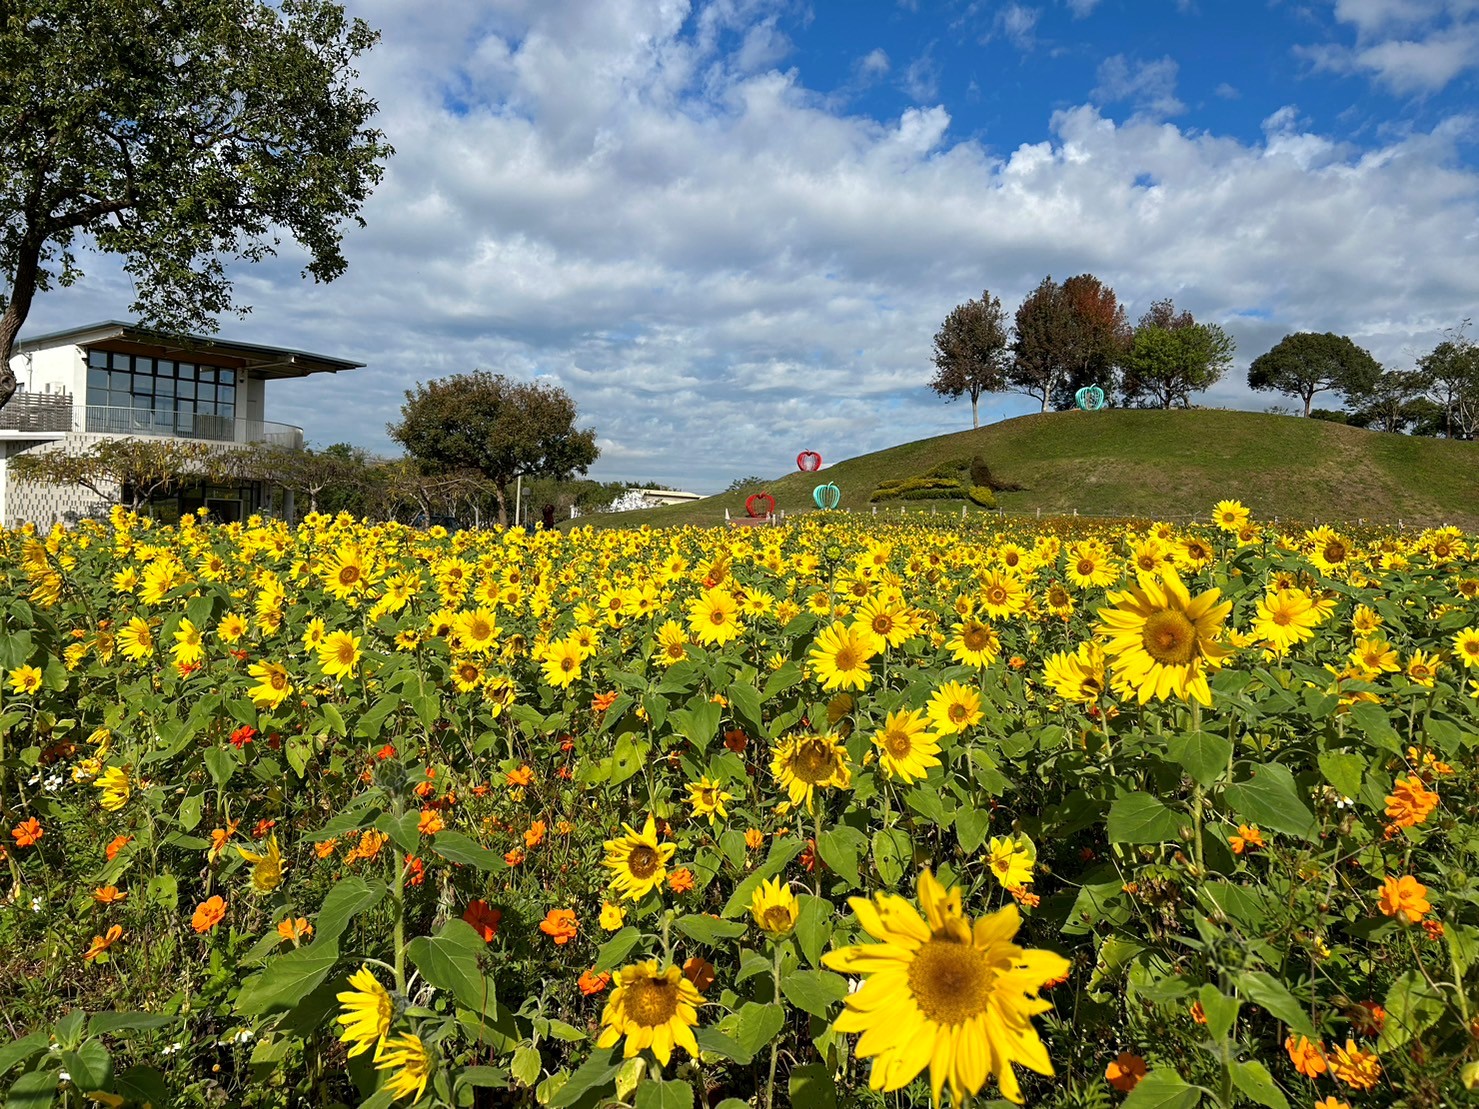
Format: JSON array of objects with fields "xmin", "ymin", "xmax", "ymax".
[
  {"xmin": 796, "ymin": 451, "xmax": 822, "ymax": 472},
  {"xmin": 745, "ymin": 492, "xmax": 776, "ymax": 518}
]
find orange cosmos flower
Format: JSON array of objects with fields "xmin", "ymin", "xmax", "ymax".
[
  {"xmin": 463, "ymin": 900, "xmax": 503, "ymax": 942},
  {"xmin": 192, "ymin": 895, "xmax": 227, "ymax": 934},
  {"xmin": 1285, "ymin": 1034, "xmax": 1328, "ymax": 1077},
  {"xmin": 504, "ymin": 847, "xmax": 525, "ymax": 867},
  {"xmin": 11, "ymin": 818, "xmax": 43, "ymax": 848},
  {"xmin": 1351, "ymin": 1001, "xmax": 1385, "ymax": 1037},
  {"xmin": 1378, "ymin": 875, "xmax": 1431, "ymax": 923},
  {"xmin": 1384, "ymin": 776, "xmax": 1439, "ymax": 828},
  {"xmin": 252, "ymin": 818, "xmax": 276, "ymax": 838},
  {"xmin": 668, "ymin": 867, "xmax": 696, "ymax": 894},
  {"xmin": 276, "ymin": 917, "xmax": 313, "ymax": 944},
  {"xmin": 682, "ymin": 956, "xmax": 716, "ymax": 993},
  {"xmin": 1328, "ymin": 1040, "xmax": 1381, "ymax": 1089},
  {"xmin": 1105, "ymin": 1052, "xmax": 1147, "ymax": 1092},
  {"xmin": 315, "ymin": 837, "xmax": 339, "ymax": 859},
  {"xmin": 83, "ymin": 924, "xmax": 124, "ymax": 962},
  {"xmin": 539, "ymin": 909, "xmax": 578, "ymax": 945},
  {"xmin": 105, "ymin": 834, "xmax": 132, "ymax": 861},
  {"xmin": 505, "ymin": 764, "xmax": 534, "ymax": 787},
  {"xmin": 93, "ymin": 885, "xmax": 127, "ymax": 905},
  {"xmin": 405, "ymin": 854, "xmax": 425, "ymax": 886},
  {"xmin": 1229, "ymin": 824, "xmax": 1264, "ymax": 854},
  {"xmin": 1313, "ymin": 1098, "xmax": 1352, "ymax": 1109},
  {"xmin": 524, "ymin": 820, "xmax": 546, "ymax": 848},
  {"xmin": 592, "ymin": 690, "xmax": 619, "ymax": 713},
  {"xmin": 417, "ymin": 810, "xmax": 444, "ymax": 836},
  {"xmin": 745, "ymin": 828, "xmax": 765, "ymax": 850},
  {"xmin": 578, "ymin": 969, "xmax": 611, "ymax": 996},
  {"xmin": 556, "ymin": 820, "xmax": 574, "ymax": 835},
  {"xmin": 1189, "ymin": 1001, "xmax": 1208, "ymax": 1025}
]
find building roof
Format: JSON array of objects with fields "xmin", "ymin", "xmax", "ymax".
[{"xmin": 14, "ymin": 320, "xmax": 364, "ymax": 381}]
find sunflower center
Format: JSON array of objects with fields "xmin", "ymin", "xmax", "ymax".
[
  {"xmin": 872, "ymin": 616, "xmax": 892, "ymax": 635},
  {"xmin": 1324, "ymin": 541, "xmax": 1347, "ymax": 563},
  {"xmin": 1076, "ymin": 559, "xmax": 1095, "ymax": 577},
  {"xmin": 763, "ymin": 906, "xmax": 794, "ymax": 932},
  {"xmin": 1271, "ymin": 608, "xmax": 1292, "ymax": 626},
  {"xmin": 985, "ymin": 586, "xmax": 1008, "ymax": 606},
  {"xmin": 961, "ymin": 624, "xmax": 989, "ymax": 650},
  {"xmin": 833, "ymin": 645, "xmax": 860, "ymax": 672},
  {"xmin": 269, "ymin": 671, "xmax": 287, "ymax": 691},
  {"xmin": 560, "ymin": 656, "xmax": 576, "ymax": 673},
  {"xmin": 791, "ymin": 740, "xmax": 838, "ymax": 782},
  {"xmin": 710, "ymin": 609, "xmax": 726, "ymax": 625},
  {"xmin": 1048, "ymin": 587, "xmax": 1069, "ymax": 607},
  {"xmin": 948, "ymin": 703, "xmax": 969, "ymax": 723},
  {"xmin": 623, "ymin": 977, "xmax": 681, "ymax": 1027},
  {"xmin": 626, "ymin": 845, "xmax": 660, "ymax": 879},
  {"xmin": 338, "ymin": 565, "xmax": 361, "ymax": 586},
  {"xmin": 1141, "ymin": 609, "xmax": 1199, "ymax": 666},
  {"xmin": 884, "ymin": 730, "xmax": 913, "ymax": 759},
  {"xmin": 907, "ymin": 938, "xmax": 995, "ymax": 1026}
]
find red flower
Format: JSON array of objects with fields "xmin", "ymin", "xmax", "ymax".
[
  {"xmin": 374, "ymin": 744, "xmax": 396, "ymax": 761},
  {"xmin": 463, "ymin": 899, "xmax": 503, "ymax": 942},
  {"xmin": 252, "ymin": 818, "xmax": 276, "ymax": 838},
  {"xmin": 229, "ymin": 725, "xmax": 256, "ymax": 749}
]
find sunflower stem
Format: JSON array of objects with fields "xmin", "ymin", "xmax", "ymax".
[
  {"xmin": 812, "ymin": 803, "xmax": 824, "ymax": 899},
  {"xmin": 765, "ymin": 943, "xmax": 784, "ymax": 1109},
  {"xmin": 391, "ymin": 792, "xmax": 407, "ymax": 995}
]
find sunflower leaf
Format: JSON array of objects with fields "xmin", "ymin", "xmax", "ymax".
[
  {"xmin": 779, "ymin": 969, "xmax": 848, "ymax": 1018},
  {"xmin": 1120, "ymin": 1068, "xmax": 1203, "ymax": 1109},
  {"xmin": 1222, "ymin": 763, "xmax": 1318, "ymax": 841},
  {"xmin": 720, "ymin": 837, "xmax": 807, "ymax": 919},
  {"xmin": 1107, "ymin": 792, "xmax": 1185, "ymax": 844}
]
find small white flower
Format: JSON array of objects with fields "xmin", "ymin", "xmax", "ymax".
[
  {"xmin": 161, "ymin": 1042, "xmax": 183, "ymax": 1056},
  {"xmin": 30, "ymin": 896, "xmax": 43, "ymax": 912},
  {"xmin": 233, "ymin": 1029, "xmax": 254, "ymax": 1044},
  {"xmin": 43, "ymin": 774, "xmax": 63, "ymax": 792},
  {"xmin": 58, "ymin": 1070, "xmax": 71, "ymax": 1083}
]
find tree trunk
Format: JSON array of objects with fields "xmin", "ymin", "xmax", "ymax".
[
  {"xmin": 970, "ymin": 395, "xmax": 980, "ymax": 429},
  {"xmin": 493, "ymin": 483, "xmax": 508, "ymax": 527},
  {"xmin": 1302, "ymin": 391, "xmax": 1314, "ymax": 417},
  {"xmin": 0, "ymin": 223, "xmax": 48, "ymax": 411}
]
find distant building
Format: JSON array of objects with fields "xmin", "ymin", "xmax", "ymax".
[
  {"xmin": 634, "ymin": 489, "xmax": 703, "ymax": 506},
  {"xmin": 2, "ymin": 320, "xmax": 362, "ymax": 526}
]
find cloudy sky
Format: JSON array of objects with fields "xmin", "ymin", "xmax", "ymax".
[{"xmin": 25, "ymin": 0, "xmax": 1479, "ymax": 492}]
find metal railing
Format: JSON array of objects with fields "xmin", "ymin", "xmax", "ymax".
[
  {"xmin": 81, "ymin": 406, "xmax": 303, "ymax": 450},
  {"xmin": 0, "ymin": 393, "xmax": 74, "ymax": 433}
]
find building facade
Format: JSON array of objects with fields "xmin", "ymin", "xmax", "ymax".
[{"xmin": 1, "ymin": 321, "xmax": 362, "ymax": 527}]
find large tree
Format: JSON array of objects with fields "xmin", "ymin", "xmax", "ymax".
[
  {"xmin": 929, "ymin": 290, "xmax": 1011, "ymax": 429},
  {"xmin": 0, "ymin": 0, "xmax": 392, "ymax": 409},
  {"xmin": 1247, "ymin": 332, "xmax": 1383, "ymax": 417},
  {"xmin": 388, "ymin": 373, "xmax": 600, "ymax": 527},
  {"xmin": 1009, "ymin": 274, "xmax": 1131, "ymax": 411},
  {"xmin": 1416, "ymin": 327, "xmax": 1479, "ymax": 439},
  {"xmin": 1120, "ymin": 299, "xmax": 1235, "ymax": 409}
]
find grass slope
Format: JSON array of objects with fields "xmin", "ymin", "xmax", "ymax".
[{"xmin": 600, "ymin": 409, "xmax": 1479, "ymax": 530}]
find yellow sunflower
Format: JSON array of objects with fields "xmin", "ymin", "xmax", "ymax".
[
  {"xmin": 602, "ymin": 814, "xmax": 676, "ymax": 901},
  {"xmin": 822, "ymin": 869, "xmax": 1068, "ymax": 1105},
  {"xmin": 809, "ymin": 622, "xmax": 876, "ymax": 691},
  {"xmin": 336, "ymin": 965, "xmax": 393, "ymax": 1058},
  {"xmin": 686, "ymin": 588, "xmax": 743, "ymax": 647},
  {"xmin": 1095, "ymin": 567, "xmax": 1232, "ymax": 706},
  {"xmin": 540, "ymin": 637, "xmax": 583, "ymax": 688},
  {"xmin": 1251, "ymin": 588, "xmax": 1324, "ymax": 652},
  {"xmin": 1041, "ymin": 642, "xmax": 1105, "ymax": 704},
  {"xmin": 238, "ymin": 835, "xmax": 285, "ymax": 893},
  {"xmin": 926, "ymin": 680, "xmax": 983, "ymax": 736},
  {"xmin": 986, "ymin": 834, "xmax": 1036, "ymax": 889},
  {"xmin": 948, "ymin": 619, "xmax": 1000, "ymax": 668},
  {"xmin": 116, "ymin": 617, "xmax": 155, "ymax": 661},
  {"xmin": 247, "ymin": 660, "xmax": 293, "ymax": 710},
  {"xmin": 770, "ymin": 731, "xmax": 852, "ymax": 812},
  {"xmin": 595, "ymin": 961, "xmax": 703, "ymax": 1068},
  {"xmin": 93, "ymin": 765, "xmax": 131, "ymax": 812},
  {"xmin": 1454, "ymin": 627, "xmax": 1479, "ymax": 669},
  {"xmin": 749, "ymin": 876, "xmax": 799, "ymax": 937},
  {"xmin": 320, "ymin": 544, "xmax": 367, "ymax": 601},
  {"xmin": 1212, "ymin": 499, "xmax": 1250, "ymax": 532},
  {"xmin": 977, "ymin": 570, "xmax": 1027, "ymax": 620},
  {"xmin": 453, "ymin": 608, "xmax": 500, "ymax": 654},
  {"xmin": 871, "ymin": 708, "xmax": 941, "ymax": 783},
  {"xmin": 685, "ymin": 777, "xmax": 733, "ymax": 825},
  {"xmin": 375, "ymin": 1032, "xmax": 432, "ymax": 1102},
  {"xmin": 171, "ymin": 618, "xmax": 205, "ymax": 666}
]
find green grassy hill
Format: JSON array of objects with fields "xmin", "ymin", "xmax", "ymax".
[{"xmin": 597, "ymin": 409, "xmax": 1479, "ymax": 530}]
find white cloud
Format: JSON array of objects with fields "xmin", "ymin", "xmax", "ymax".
[
  {"xmin": 994, "ymin": 4, "xmax": 1040, "ymax": 50},
  {"xmin": 1303, "ymin": 0, "xmax": 1479, "ymax": 93},
  {"xmin": 1064, "ymin": 0, "xmax": 1100, "ymax": 16},
  {"xmin": 1092, "ymin": 55, "xmax": 1187, "ymax": 117},
  {"xmin": 20, "ymin": 0, "xmax": 1479, "ymax": 494}
]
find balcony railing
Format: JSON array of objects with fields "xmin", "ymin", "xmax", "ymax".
[
  {"xmin": 82, "ymin": 406, "xmax": 304, "ymax": 450},
  {"xmin": 0, "ymin": 392, "xmax": 74, "ymax": 433}
]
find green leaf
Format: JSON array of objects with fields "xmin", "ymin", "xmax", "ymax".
[
  {"xmin": 1107, "ymin": 792, "xmax": 1185, "ymax": 844},
  {"xmin": 673, "ymin": 915, "xmax": 747, "ymax": 946},
  {"xmin": 3, "ymin": 1069, "xmax": 59, "ymax": 1109},
  {"xmin": 1167, "ymin": 731, "xmax": 1233, "ymax": 788},
  {"xmin": 595, "ymin": 927, "xmax": 644, "ymax": 972},
  {"xmin": 87, "ymin": 1012, "xmax": 177, "ymax": 1036},
  {"xmin": 1120, "ymin": 1068, "xmax": 1203, "ymax": 1109},
  {"xmin": 312, "ymin": 876, "xmax": 387, "ymax": 946},
  {"xmin": 718, "ymin": 828, "xmax": 748, "ymax": 871},
  {"xmin": 235, "ymin": 942, "xmax": 342, "ymax": 1016},
  {"xmin": 794, "ymin": 895, "xmax": 833, "ymax": 968},
  {"xmin": 954, "ymin": 807, "xmax": 990, "ymax": 854},
  {"xmin": 609, "ymin": 734, "xmax": 649, "ymax": 785},
  {"xmin": 60, "ymin": 1040, "xmax": 112, "ymax": 1093},
  {"xmin": 693, "ymin": 1025, "xmax": 749, "ymax": 1063},
  {"xmin": 779, "ymin": 969, "xmax": 848, "ymax": 1018},
  {"xmin": 320, "ymin": 702, "xmax": 347, "ymax": 737},
  {"xmin": 1222, "ymin": 763, "xmax": 1318, "ymax": 841},
  {"xmin": 905, "ymin": 788, "xmax": 949, "ymax": 826},
  {"xmin": 871, "ymin": 828, "xmax": 910, "ymax": 887},
  {"xmin": 1234, "ymin": 971, "xmax": 1315, "ymax": 1039},
  {"xmin": 374, "ymin": 810, "xmax": 422, "ymax": 856},
  {"xmin": 1196, "ymin": 984, "xmax": 1240, "ymax": 1041},
  {"xmin": 635, "ymin": 1078, "xmax": 695, "ymax": 1109},
  {"xmin": 115, "ymin": 1065, "xmax": 170, "ymax": 1106},
  {"xmin": 1317, "ymin": 750, "xmax": 1366, "ymax": 801},
  {"xmin": 788, "ymin": 1065, "xmax": 837, "ymax": 1109},
  {"xmin": 0, "ymin": 1032, "xmax": 52, "ymax": 1077},
  {"xmin": 816, "ymin": 825, "xmax": 867, "ymax": 885},
  {"xmin": 673, "ymin": 699, "xmax": 722, "ymax": 749},
  {"xmin": 432, "ymin": 830, "xmax": 506, "ymax": 871},
  {"xmin": 203, "ymin": 746, "xmax": 237, "ymax": 789},
  {"xmin": 406, "ymin": 920, "xmax": 495, "ymax": 1015},
  {"xmin": 1379, "ymin": 970, "xmax": 1445, "ymax": 1052},
  {"xmin": 511, "ymin": 1045, "xmax": 542, "ymax": 1088},
  {"xmin": 720, "ymin": 837, "xmax": 806, "ymax": 919},
  {"xmin": 547, "ymin": 1046, "xmax": 622, "ymax": 1108},
  {"xmin": 1228, "ymin": 1060, "xmax": 1289, "ymax": 1109},
  {"xmin": 725, "ymin": 681, "xmax": 764, "ymax": 737},
  {"xmin": 456, "ymin": 1066, "xmax": 509, "ymax": 1089},
  {"xmin": 1347, "ymin": 702, "xmax": 1403, "ymax": 754},
  {"xmin": 722, "ymin": 1002, "xmax": 785, "ymax": 1063}
]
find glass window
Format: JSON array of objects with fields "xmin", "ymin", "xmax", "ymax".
[
  {"xmin": 177, "ymin": 380, "xmax": 196, "ymax": 400},
  {"xmin": 219, "ymin": 370, "xmax": 235, "ymax": 387},
  {"xmin": 156, "ymin": 377, "xmax": 175, "ymax": 398},
  {"xmin": 219, "ymin": 403, "xmax": 235, "ymax": 420},
  {"xmin": 199, "ymin": 368, "xmax": 216, "ymax": 385},
  {"xmin": 88, "ymin": 368, "xmax": 108, "ymax": 392},
  {"xmin": 88, "ymin": 350, "xmax": 108, "ymax": 368},
  {"xmin": 218, "ymin": 384, "xmax": 235, "ymax": 406}
]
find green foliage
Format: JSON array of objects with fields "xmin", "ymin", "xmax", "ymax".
[
  {"xmin": 388, "ymin": 371, "xmax": 600, "ymax": 525},
  {"xmin": 0, "ymin": 0, "xmax": 391, "ymax": 405},
  {"xmin": 1011, "ymin": 273, "xmax": 1132, "ymax": 412},
  {"xmin": 1122, "ymin": 317, "xmax": 1235, "ymax": 409},
  {"xmin": 1247, "ymin": 332, "xmax": 1384, "ymax": 417},
  {"xmin": 10, "ymin": 436, "xmax": 236, "ymax": 511},
  {"xmin": 930, "ymin": 289, "xmax": 1011, "ymax": 429}
]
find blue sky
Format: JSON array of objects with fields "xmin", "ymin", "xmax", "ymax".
[{"xmin": 24, "ymin": 0, "xmax": 1479, "ymax": 495}]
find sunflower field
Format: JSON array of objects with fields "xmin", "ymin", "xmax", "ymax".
[{"xmin": 1, "ymin": 503, "xmax": 1477, "ymax": 1109}]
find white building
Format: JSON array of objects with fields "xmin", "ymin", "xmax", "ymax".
[{"xmin": 2, "ymin": 320, "xmax": 362, "ymax": 526}]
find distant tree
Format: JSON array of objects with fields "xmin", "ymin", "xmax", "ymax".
[
  {"xmin": 11, "ymin": 437, "xmax": 229, "ymax": 513},
  {"xmin": 724, "ymin": 475, "xmax": 770, "ymax": 494},
  {"xmin": 1416, "ymin": 325, "xmax": 1479, "ymax": 439},
  {"xmin": 1121, "ymin": 299, "xmax": 1235, "ymax": 409},
  {"xmin": 0, "ymin": 0, "xmax": 392, "ymax": 411},
  {"xmin": 1307, "ymin": 409, "xmax": 1349, "ymax": 425},
  {"xmin": 930, "ymin": 290, "xmax": 1011, "ymax": 429},
  {"xmin": 1349, "ymin": 370, "xmax": 1431, "ymax": 434},
  {"xmin": 240, "ymin": 442, "xmax": 378, "ymax": 517},
  {"xmin": 1247, "ymin": 332, "xmax": 1384, "ymax": 417},
  {"xmin": 388, "ymin": 372, "xmax": 599, "ymax": 526},
  {"xmin": 1009, "ymin": 274, "xmax": 1130, "ymax": 412}
]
